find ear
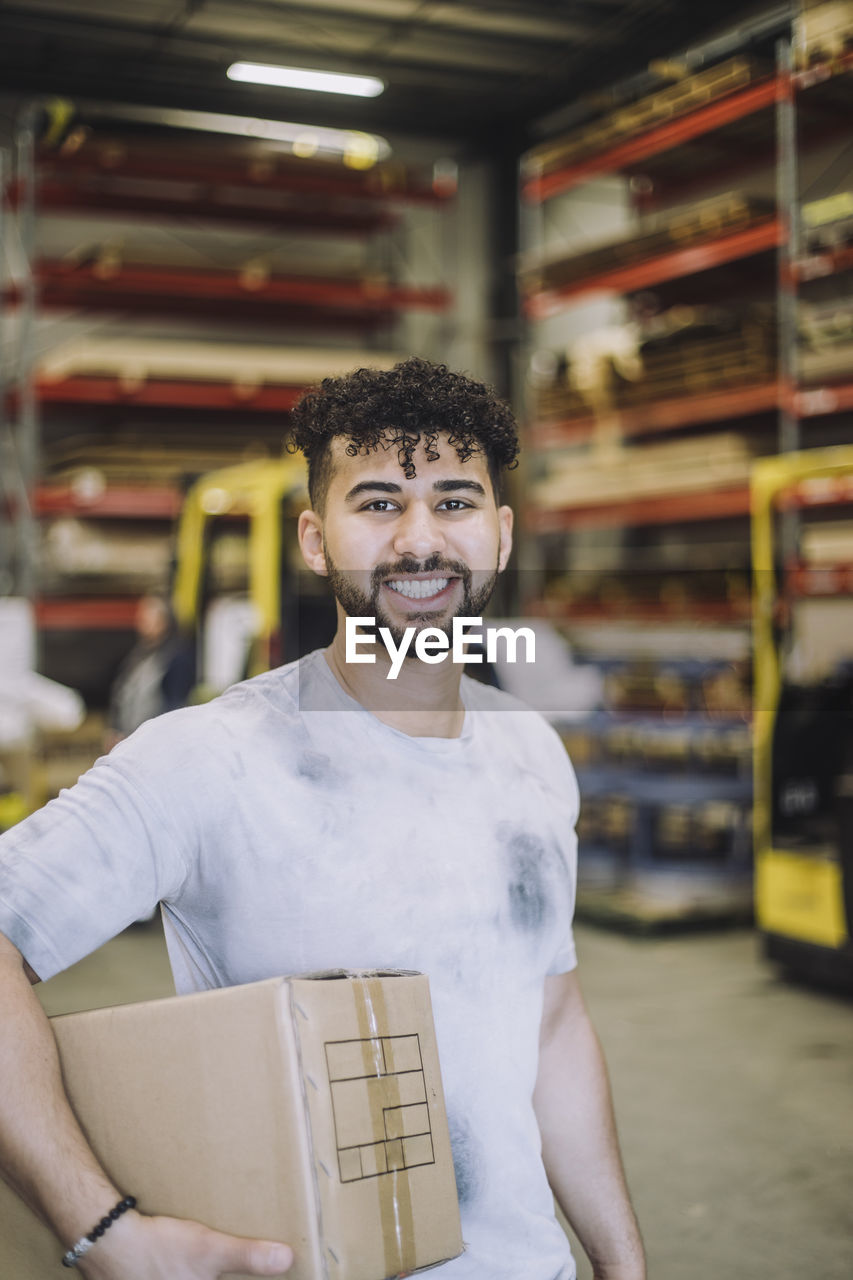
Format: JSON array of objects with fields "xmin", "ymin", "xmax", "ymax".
[
  {"xmin": 297, "ymin": 509, "xmax": 327, "ymax": 576},
  {"xmin": 497, "ymin": 504, "xmax": 513, "ymax": 572}
]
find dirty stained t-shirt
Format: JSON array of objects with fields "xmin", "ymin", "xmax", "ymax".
[{"xmin": 0, "ymin": 648, "xmax": 580, "ymax": 1280}]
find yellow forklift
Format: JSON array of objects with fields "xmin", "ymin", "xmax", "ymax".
[
  {"xmin": 171, "ymin": 455, "xmax": 335, "ymax": 691},
  {"xmin": 751, "ymin": 444, "xmax": 853, "ymax": 986}
]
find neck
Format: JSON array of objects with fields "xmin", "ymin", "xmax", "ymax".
[{"xmin": 325, "ymin": 622, "xmax": 465, "ymax": 739}]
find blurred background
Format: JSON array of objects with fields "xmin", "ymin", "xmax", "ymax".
[{"xmin": 1, "ymin": 2, "xmax": 852, "ymax": 1277}]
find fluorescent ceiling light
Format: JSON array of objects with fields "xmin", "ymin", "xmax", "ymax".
[{"xmin": 228, "ymin": 62, "xmax": 385, "ymax": 98}]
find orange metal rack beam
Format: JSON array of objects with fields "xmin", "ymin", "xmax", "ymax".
[
  {"xmin": 776, "ymin": 472, "xmax": 853, "ymax": 510},
  {"xmin": 793, "ymin": 245, "xmax": 853, "ymax": 281},
  {"xmin": 35, "ymin": 598, "xmax": 143, "ymax": 629},
  {"xmin": 522, "ymin": 76, "xmax": 785, "ymax": 203},
  {"xmin": 28, "ymin": 180, "xmax": 397, "ymax": 236},
  {"xmin": 35, "ymin": 376, "xmax": 306, "ymax": 412},
  {"xmin": 787, "ymin": 564, "xmax": 853, "ymax": 596},
  {"xmin": 35, "ymin": 486, "xmax": 182, "ymax": 519},
  {"xmin": 525, "ymin": 598, "xmax": 751, "ymax": 624},
  {"xmin": 530, "ymin": 381, "xmax": 782, "ymax": 448},
  {"xmin": 26, "ymin": 262, "xmax": 451, "ymax": 314},
  {"xmin": 38, "ymin": 148, "xmax": 452, "ymax": 206},
  {"xmin": 527, "ymin": 486, "xmax": 751, "ymax": 532},
  {"xmin": 524, "ymin": 219, "xmax": 784, "ymax": 317}
]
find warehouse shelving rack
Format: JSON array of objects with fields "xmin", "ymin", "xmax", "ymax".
[
  {"xmin": 518, "ymin": 26, "xmax": 853, "ymax": 928},
  {"xmin": 522, "ymin": 72, "xmax": 785, "ymax": 204},
  {"xmin": 1, "ymin": 118, "xmax": 455, "ymax": 658},
  {"xmin": 752, "ymin": 445, "xmax": 853, "ymax": 985},
  {"xmin": 517, "ymin": 35, "xmax": 809, "ymax": 928},
  {"xmin": 0, "ymin": 113, "xmax": 38, "ymax": 604},
  {"xmin": 524, "ymin": 216, "xmax": 784, "ymax": 319},
  {"xmin": 519, "ymin": 52, "xmax": 789, "ymax": 565}
]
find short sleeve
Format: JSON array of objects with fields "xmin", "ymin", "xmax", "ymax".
[
  {"xmin": 0, "ymin": 716, "xmax": 194, "ymax": 980},
  {"xmin": 542, "ymin": 726, "xmax": 580, "ymax": 976}
]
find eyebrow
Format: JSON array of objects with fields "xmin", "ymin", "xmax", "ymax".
[{"xmin": 344, "ymin": 478, "xmax": 487, "ymax": 502}]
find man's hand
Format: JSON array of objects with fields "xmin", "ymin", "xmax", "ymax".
[{"xmin": 78, "ymin": 1211, "xmax": 293, "ymax": 1279}]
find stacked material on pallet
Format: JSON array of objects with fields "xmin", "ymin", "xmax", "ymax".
[
  {"xmin": 800, "ymin": 520, "xmax": 853, "ymax": 564},
  {"xmin": 572, "ymin": 768, "xmax": 753, "ymax": 917},
  {"xmin": 601, "ymin": 659, "xmax": 751, "ymax": 720},
  {"xmin": 43, "ymin": 438, "xmax": 277, "ymax": 489},
  {"xmin": 39, "ymin": 519, "xmax": 173, "ymax": 588},
  {"xmin": 653, "ymin": 793, "xmax": 750, "ymax": 861},
  {"xmin": 518, "ymin": 191, "xmax": 776, "ymax": 296},
  {"xmin": 801, "ymin": 191, "xmax": 853, "ymax": 252},
  {"xmin": 559, "ymin": 663, "xmax": 751, "ymax": 775},
  {"xmin": 41, "ymin": 521, "xmax": 255, "ymax": 595},
  {"xmin": 625, "ymin": 303, "xmax": 775, "ymax": 402},
  {"xmin": 577, "ymin": 782, "xmax": 750, "ymax": 863},
  {"xmin": 794, "ymin": 1, "xmax": 853, "ymax": 68},
  {"xmin": 799, "ymin": 298, "xmax": 853, "ymax": 382},
  {"xmin": 798, "ymin": 340, "xmax": 853, "ymax": 382},
  {"xmin": 532, "ymin": 432, "xmax": 757, "ymax": 511},
  {"xmin": 533, "ymin": 303, "xmax": 776, "ymax": 420},
  {"xmin": 37, "ymin": 338, "xmax": 402, "ymax": 391},
  {"xmin": 522, "ymin": 56, "xmax": 767, "ymax": 179},
  {"xmin": 537, "ymin": 566, "xmax": 751, "ymax": 622}
]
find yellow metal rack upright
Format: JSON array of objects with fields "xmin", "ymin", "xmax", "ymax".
[{"xmin": 751, "ymin": 445, "xmax": 853, "ymax": 985}]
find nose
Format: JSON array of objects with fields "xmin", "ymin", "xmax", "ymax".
[{"xmin": 392, "ymin": 500, "xmax": 447, "ymax": 562}]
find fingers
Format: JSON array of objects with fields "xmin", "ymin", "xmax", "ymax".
[{"xmin": 209, "ymin": 1229, "xmax": 293, "ymax": 1276}]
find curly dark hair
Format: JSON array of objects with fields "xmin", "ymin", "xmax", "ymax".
[{"xmin": 286, "ymin": 356, "xmax": 519, "ymax": 511}]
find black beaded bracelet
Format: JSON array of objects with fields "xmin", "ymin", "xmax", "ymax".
[{"xmin": 61, "ymin": 1196, "xmax": 137, "ymax": 1268}]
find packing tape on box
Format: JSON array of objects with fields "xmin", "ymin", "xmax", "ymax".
[{"xmin": 352, "ymin": 974, "xmax": 417, "ymax": 1280}]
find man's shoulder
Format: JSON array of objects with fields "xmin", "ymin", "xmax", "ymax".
[
  {"xmin": 461, "ymin": 675, "xmax": 530, "ymax": 714},
  {"xmin": 114, "ymin": 651, "xmax": 320, "ymax": 755},
  {"xmin": 462, "ymin": 673, "xmax": 577, "ymax": 787},
  {"xmin": 218, "ymin": 652, "xmax": 309, "ymax": 714},
  {"xmin": 461, "ymin": 675, "xmax": 571, "ymax": 761}
]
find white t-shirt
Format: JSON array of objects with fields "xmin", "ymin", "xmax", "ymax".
[{"xmin": 0, "ymin": 649, "xmax": 580, "ymax": 1279}]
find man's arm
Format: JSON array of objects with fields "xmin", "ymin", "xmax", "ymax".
[
  {"xmin": 0, "ymin": 931, "xmax": 293, "ymax": 1279},
  {"xmin": 533, "ymin": 969, "xmax": 645, "ymax": 1280}
]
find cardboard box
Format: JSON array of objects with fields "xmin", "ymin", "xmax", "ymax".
[{"xmin": 0, "ymin": 971, "xmax": 463, "ymax": 1280}]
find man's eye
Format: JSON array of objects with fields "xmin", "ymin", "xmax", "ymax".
[
  {"xmin": 438, "ymin": 499, "xmax": 472, "ymax": 511},
  {"xmin": 361, "ymin": 499, "xmax": 397, "ymax": 512}
]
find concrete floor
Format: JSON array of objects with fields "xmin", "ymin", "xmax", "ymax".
[{"xmin": 35, "ymin": 921, "xmax": 853, "ymax": 1280}]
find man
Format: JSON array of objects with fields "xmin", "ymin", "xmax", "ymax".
[
  {"xmin": 105, "ymin": 594, "xmax": 195, "ymax": 749},
  {"xmin": 0, "ymin": 357, "xmax": 645, "ymax": 1280}
]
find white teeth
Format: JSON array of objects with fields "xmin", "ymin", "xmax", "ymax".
[{"xmin": 388, "ymin": 577, "xmax": 449, "ymax": 600}]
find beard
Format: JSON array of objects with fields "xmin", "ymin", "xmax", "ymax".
[{"xmin": 324, "ymin": 548, "xmax": 499, "ymax": 649}]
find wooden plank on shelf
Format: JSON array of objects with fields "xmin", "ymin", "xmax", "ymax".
[
  {"xmin": 526, "ymin": 57, "xmax": 765, "ymax": 176},
  {"xmin": 527, "ymin": 486, "xmax": 751, "ymax": 531},
  {"xmin": 22, "ymin": 264, "xmax": 452, "ymax": 317},
  {"xmin": 35, "ymin": 137, "xmax": 451, "ymax": 206},
  {"xmin": 523, "ymin": 76, "xmax": 781, "ymax": 203},
  {"xmin": 520, "ymin": 192, "xmax": 776, "ymax": 294},
  {"xmin": 32, "ymin": 180, "xmax": 398, "ymax": 235},
  {"xmin": 524, "ymin": 220, "xmax": 783, "ymax": 317},
  {"xmin": 532, "ymin": 432, "xmax": 757, "ymax": 513},
  {"xmin": 529, "ymin": 382, "xmax": 782, "ymax": 448},
  {"xmin": 34, "ymin": 340, "xmax": 403, "ymax": 410},
  {"xmin": 34, "ymin": 377, "xmax": 304, "ymax": 412}
]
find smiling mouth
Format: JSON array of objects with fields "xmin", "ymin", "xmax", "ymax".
[{"xmin": 385, "ymin": 576, "xmax": 455, "ymax": 601}]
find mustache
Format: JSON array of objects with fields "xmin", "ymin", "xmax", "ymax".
[{"xmin": 370, "ymin": 556, "xmax": 471, "ymax": 593}]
